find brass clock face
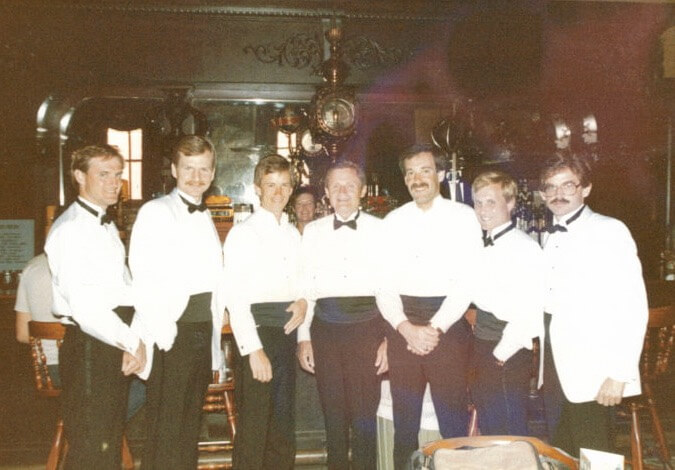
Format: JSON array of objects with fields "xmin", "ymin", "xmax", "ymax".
[
  {"xmin": 300, "ymin": 129, "xmax": 324, "ymax": 157},
  {"xmin": 316, "ymin": 93, "xmax": 357, "ymax": 138}
]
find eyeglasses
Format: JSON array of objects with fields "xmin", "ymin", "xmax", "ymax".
[{"xmin": 541, "ymin": 181, "xmax": 581, "ymax": 197}]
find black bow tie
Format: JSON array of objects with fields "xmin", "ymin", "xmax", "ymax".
[
  {"xmin": 547, "ymin": 205, "xmax": 585, "ymax": 234},
  {"xmin": 77, "ymin": 199, "xmax": 114, "ymax": 226},
  {"xmin": 100, "ymin": 214, "xmax": 115, "ymax": 226},
  {"xmin": 547, "ymin": 224, "xmax": 567, "ymax": 233},
  {"xmin": 180, "ymin": 195, "xmax": 207, "ymax": 213},
  {"xmin": 482, "ymin": 231, "xmax": 494, "ymax": 247},
  {"xmin": 333, "ymin": 211, "xmax": 359, "ymax": 230}
]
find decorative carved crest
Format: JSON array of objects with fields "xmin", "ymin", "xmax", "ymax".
[{"xmin": 244, "ymin": 32, "xmax": 411, "ymax": 75}]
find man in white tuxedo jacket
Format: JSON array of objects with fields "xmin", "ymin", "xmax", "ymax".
[{"xmin": 540, "ymin": 152, "xmax": 648, "ymax": 457}]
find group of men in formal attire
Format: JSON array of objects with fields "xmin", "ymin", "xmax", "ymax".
[{"xmin": 45, "ymin": 135, "xmax": 647, "ymax": 470}]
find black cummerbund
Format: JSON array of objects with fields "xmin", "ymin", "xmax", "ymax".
[
  {"xmin": 316, "ymin": 296, "xmax": 379, "ymax": 324},
  {"xmin": 178, "ymin": 292, "xmax": 212, "ymax": 323},
  {"xmin": 251, "ymin": 301, "xmax": 292, "ymax": 328},
  {"xmin": 401, "ymin": 295, "xmax": 446, "ymax": 325},
  {"xmin": 474, "ymin": 307, "xmax": 507, "ymax": 342}
]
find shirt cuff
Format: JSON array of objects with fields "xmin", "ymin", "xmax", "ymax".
[
  {"xmin": 116, "ymin": 325, "xmax": 141, "ymax": 354},
  {"xmin": 236, "ymin": 336, "xmax": 263, "ymax": 357}
]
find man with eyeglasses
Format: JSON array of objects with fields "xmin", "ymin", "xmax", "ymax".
[{"xmin": 540, "ymin": 152, "xmax": 648, "ymax": 457}]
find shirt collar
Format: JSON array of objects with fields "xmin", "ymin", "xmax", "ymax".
[
  {"xmin": 257, "ymin": 206, "xmax": 289, "ymax": 226},
  {"xmin": 335, "ymin": 209, "xmax": 360, "ymax": 223},
  {"xmin": 488, "ymin": 220, "xmax": 513, "ymax": 238},
  {"xmin": 176, "ymin": 188, "xmax": 202, "ymax": 205},
  {"xmin": 76, "ymin": 197, "xmax": 105, "ymax": 217},
  {"xmin": 553, "ymin": 204, "xmax": 586, "ymax": 228}
]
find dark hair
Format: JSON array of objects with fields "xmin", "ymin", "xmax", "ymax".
[
  {"xmin": 539, "ymin": 152, "xmax": 592, "ymax": 189},
  {"xmin": 172, "ymin": 135, "xmax": 216, "ymax": 168},
  {"xmin": 293, "ymin": 185, "xmax": 317, "ymax": 202},
  {"xmin": 254, "ymin": 154, "xmax": 295, "ymax": 187},
  {"xmin": 325, "ymin": 160, "xmax": 366, "ymax": 187},
  {"xmin": 70, "ymin": 144, "xmax": 124, "ymax": 187},
  {"xmin": 398, "ymin": 143, "xmax": 446, "ymax": 174}
]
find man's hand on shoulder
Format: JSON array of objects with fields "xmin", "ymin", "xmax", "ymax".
[
  {"xmin": 595, "ymin": 377, "xmax": 625, "ymax": 406},
  {"xmin": 249, "ymin": 348, "xmax": 273, "ymax": 383},
  {"xmin": 297, "ymin": 340, "xmax": 315, "ymax": 374},
  {"xmin": 397, "ymin": 320, "xmax": 439, "ymax": 355},
  {"xmin": 284, "ymin": 299, "xmax": 307, "ymax": 335}
]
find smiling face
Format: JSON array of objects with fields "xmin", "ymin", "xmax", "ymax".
[
  {"xmin": 473, "ymin": 183, "xmax": 514, "ymax": 232},
  {"xmin": 255, "ymin": 170, "xmax": 293, "ymax": 218},
  {"xmin": 74, "ymin": 156, "xmax": 124, "ymax": 210},
  {"xmin": 542, "ymin": 167, "xmax": 591, "ymax": 219},
  {"xmin": 325, "ymin": 167, "xmax": 366, "ymax": 220},
  {"xmin": 171, "ymin": 151, "xmax": 215, "ymax": 200},
  {"xmin": 293, "ymin": 192, "xmax": 316, "ymax": 225},
  {"xmin": 403, "ymin": 152, "xmax": 444, "ymax": 210}
]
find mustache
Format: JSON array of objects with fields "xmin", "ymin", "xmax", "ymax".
[
  {"xmin": 411, "ymin": 183, "xmax": 429, "ymax": 190},
  {"xmin": 550, "ymin": 198, "xmax": 570, "ymax": 204}
]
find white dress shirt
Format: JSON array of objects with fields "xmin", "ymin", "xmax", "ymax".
[
  {"xmin": 15, "ymin": 253, "xmax": 59, "ymax": 364},
  {"xmin": 129, "ymin": 188, "xmax": 225, "ymax": 379},
  {"xmin": 298, "ymin": 210, "xmax": 383, "ymax": 342},
  {"xmin": 45, "ymin": 198, "xmax": 139, "ymax": 353},
  {"xmin": 377, "ymin": 195, "xmax": 483, "ymax": 332},
  {"xmin": 223, "ymin": 207, "xmax": 302, "ymax": 356},
  {"xmin": 542, "ymin": 205, "xmax": 648, "ymax": 402},
  {"xmin": 472, "ymin": 222, "xmax": 545, "ymax": 362}
]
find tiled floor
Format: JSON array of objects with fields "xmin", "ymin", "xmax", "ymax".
[{"xmin": 1, "ymin": 303, "xmax": 673, "ymax": 468}]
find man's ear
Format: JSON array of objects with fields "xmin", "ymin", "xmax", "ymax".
[
  {"xmin": 581, "ymin": 183, "xmax": 592, "ymax": 199},
  {"xmin": 436, "ymin": 171, "xmax": 445, "ymax": 183},
  {"xmin": 73, "ymin": 169, "xmax": 86, "ymax": 187}
]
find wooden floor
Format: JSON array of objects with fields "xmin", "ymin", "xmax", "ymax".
[{"xmin": 1, "ymin": 297, "xmax": 673, "ymax": 469}]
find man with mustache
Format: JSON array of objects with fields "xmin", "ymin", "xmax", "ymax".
[
  {"xmin": 540, "ymin": 152, "xmax": 647, "ymax": 456},
  {"xmin": 377, "ymin": 144, "xmax": 482, "ymax": 469},
  {"xmin": 223, "ymin": 155, "xmax": 306, "ymax": 470},
  {"xmin": 45, "ymin": 145, "xmax": 146, "ymax": 469},
  {"xmin": 129, "ymin": 135, "xmax": 225, "ymax": 469}
]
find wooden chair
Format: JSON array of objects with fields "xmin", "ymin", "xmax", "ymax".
[
  {"xmin": 28, "ymin": 321, "xmax": 134, "ymax": 470},
  {"xmin": 197, "ymin": 323, "xmax": 237, "ymax": 470},
  {"xmin": 625, "ymin": 304, "xmax": 675, "ymax": 470},
  {"xmin": 421, "ymin": 435, "xmax": 578, "ymax": 470}
]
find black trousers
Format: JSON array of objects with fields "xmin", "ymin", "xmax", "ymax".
[
  {"xmin": 233, "ymin": 327, "xmax": 297, "ymax": 470},
  {"xmin": 311, "ymin": 316, "xmax": 383, "ymax": 470},
  {"xmin": 60, "ymin": 326, "xmax": 130, "ymax": 470},
  {"xmin": 387, "ymin": 319, "xmax": 472, "ymax": 470},
  {"xmin": 553, "ymin": 397, "xmax": 613, "ymax": 457},
  {"xmin": 142, "ymin": 321, "xmax": 212, "ymax": 470},
  {"xmin": 471, "ymin": 338, "xmax": 531, "ymax": 436},
  {"xmin": 543, "ymin": 314, "xmax": 564, "ymax": 440}
]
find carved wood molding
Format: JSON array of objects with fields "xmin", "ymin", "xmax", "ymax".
[
  {"xmin": 2, "ymin": 1, "xmax": 445, "ymax": 21},
  {"xmin": 244, "ymin": 33, "xmax": 412, "ymax": 75}
]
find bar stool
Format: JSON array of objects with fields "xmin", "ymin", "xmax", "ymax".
[
  {"xmin": 28, "ymin": 321, "xmax": 134, "ymax": 470},
  {"xmin": 198, "ymin": 323, "xmax": 237, "ymax": 470},
  {"xmin": 625, "ymin": 304, "xmax": 675, "ymax": 470}
]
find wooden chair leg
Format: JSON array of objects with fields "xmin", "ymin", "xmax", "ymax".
[
  {"xmin": 122, "ymin": 434, "xmax": 134, "ymax": 470},
  {"xmin": 223, "ymin": 388, "xmax": 237, "ymax": 441},
  {"xmin": 467, "ymin": 404, "xmax": 479, "ymax": 437},
  {"xmin": 46, "ymin": 418, "xmax": 65, "ymax": 470},
  {"xmin": 630, "ymin": 402, "xmax": 644, "ymax": 470},
  {"xmin": 643, "ymin": 383, "xmax": 673, "ymax": 468}
]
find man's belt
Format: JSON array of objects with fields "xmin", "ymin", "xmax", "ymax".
[
  {"xmin": 316, "ymin": 296, "xmax": 379, "ymax": 324},
  {"xmin": 251, "ymin": 302, "xmax": 293, "ymax": 328},
  {"xmin": 400, "ymin": 295, "xmax": 445, "ymax": 325},
  {"xmin": 474, "ymin": 307, "xmax": 507, "ymax": 342}
]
